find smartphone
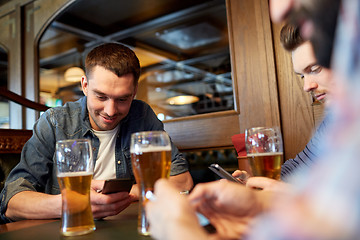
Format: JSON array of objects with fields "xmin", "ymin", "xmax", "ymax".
[
  {"xmin": 101, "ymin": 179, "xmax": 133, "ymax": 194},
  {"xmin": 197, "ymin": 212, "xmax": 216, "ymax": 234},
  {"xmin": 208, "ymin": 164, "xmax": 245, "ymax": 184}
]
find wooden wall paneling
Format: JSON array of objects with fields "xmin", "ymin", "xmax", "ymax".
[
  {"xmin": 24, "ymin": 0, "xmax": 74, "ymax": 129},
  {"xmin": 166, "ymin": 0, "xmax": 281, "ymax": 151},
  {"xmin": 227, "ymin": 0, "xmax": 281, "ymax": 131},
  {"xmin": 0, "ymin": 13, "xmax": 12, "ymax": 75},
  {"xmin": 24, "ymin": 2, "xmax": 37, "ymax": 129},
  {"xmin": 0, "ymin": 0, "xmax": 32, "ymax": 18},
  {"xmin": 0, "ymin": 13, "xmax": 13, "ymax": 130},
  {"xmin": 313, "ymin": 104, "xmax": 325, "ymax": 127},
  {"xmin": 0, "ymin": 0, "xmax": 288, "ymax": 156},
  {"xmin": 164, "ymin": 111, "xmax": 240, "ymax": 150},
  {"xmin": 0, "ymin": 8, "xmax": 23, "ymax": 129},
  {"xmin": 272, "ymin": 23, "xmax": 316, "ymax": 160},
  {"xmin": 0, "ymin": 1, "xmax": 38, "ymax": 130},
  {"xmin": 0, "ymin": 0, "xmax": 78, "ymax": 129},
  {"xmin": 32, "ymin": 0, "xmax": 74, "ymax": 35},
  {"xmin": 0, "ymin": 129, "xmax": 32, "ymax": 153}
]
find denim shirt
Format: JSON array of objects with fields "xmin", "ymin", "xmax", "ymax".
[{"xmin": 0, "ymin": 97, "xmax": 188, "ymax": 223}]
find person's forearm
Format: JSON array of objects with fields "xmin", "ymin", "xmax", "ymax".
[
  {"xmin": 169, "ymin": 171, "xmax": 194, "ymax": 192},
  {"xmin": 6, "ymin": 191, "xmax": 61, "ymax": 221}
]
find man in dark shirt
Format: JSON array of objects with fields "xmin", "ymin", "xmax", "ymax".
[{"xmin": 0, "ymin": 43, "xmax": 193, "ymax": 223}]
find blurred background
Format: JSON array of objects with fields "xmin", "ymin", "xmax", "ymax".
[{"xmin": 37, "ymin": 0, "xmax": 233, "ymax": 122}]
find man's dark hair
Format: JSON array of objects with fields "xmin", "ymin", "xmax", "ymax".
[
  {"xmin": 280, "ymin": 23, "xmax": 305, "ymax": 51},
  {"xmin": 85, "ymin": 43, "xmax": 141, "ymax": 85},
  {"xmin": 288, "ymin": 0, "xmax": 341, "ymax": 68}
]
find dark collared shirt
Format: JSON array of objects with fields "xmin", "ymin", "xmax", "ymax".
[{"xmin": 0, "ymin": 97, "xmax": 188, "ymax": 223}]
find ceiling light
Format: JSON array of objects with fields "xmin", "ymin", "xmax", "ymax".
[
  {"xmin": 64, "ymin": 67, "xmax": 85, "ymax": 82},
  {"xmin": 167, "ymin": 95, "xmax": 199, "ymax": 105}
]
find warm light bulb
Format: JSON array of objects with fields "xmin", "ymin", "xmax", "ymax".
[
  {"xmin": 166, "ymin": 95, "xmax": 199, "ymax": 105},
  {"xmin": 64, "ymin": 67, "xmax": 85, "ymax": 82}
]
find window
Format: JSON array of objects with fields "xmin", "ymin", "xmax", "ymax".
[{"xmin": 39, "ymin": 0, "xmax": 233, "ymax": 119}]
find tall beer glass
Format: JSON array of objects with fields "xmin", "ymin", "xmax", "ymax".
[
  {"xmin": 56, "ymin": 139, "xmax": 95, "ymax": 236},
  {"xmin": 245, "ymin": 127, "xmax": 283, "ymax": 180},
  {"xmin": 130, "ymin": 131, "xmax": 172, "ymax": 236}
]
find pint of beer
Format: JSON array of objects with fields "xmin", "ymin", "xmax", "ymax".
[
  {"xmin": 245, "ymin": 127, "xmax": 283, "ymax": 180},
  {"xmin": 56, "ymin": 139, "xmax": 95, "ymax": 236},
  {"xmin": 130, "ymin": 131, "xmax": 172, "ymax": 236}
]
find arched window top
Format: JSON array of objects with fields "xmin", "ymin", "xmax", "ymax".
[{"xmin": 38, "ymin": 0, "xmax": 233, "ymax": 119}]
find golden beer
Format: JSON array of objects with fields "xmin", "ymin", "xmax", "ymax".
[
  {"xmin": 131, "ymin": 146, "xmax": 171, "ymax": 235},
  {"xmin": 247, "ymin": 152, "xmax": 283, "ymax": 180},
  {"xmin": 131, "ymin": 149, "xmax": 171, "ymax": 193},
  {"xmin": 57, "ymin": 172, "xmax": 95, "ymax": 236}
]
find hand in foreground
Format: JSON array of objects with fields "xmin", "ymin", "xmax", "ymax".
[
  {"xmin": 246, "ymin": 177, "xmax": 291, "ymax": 193},
  {"xmin": 189, "ymin": 180, "xmax": 265, "ymax": 240},
  {"xmin": 146, "ymin": 179, "xmax": 208, "ymax": 240},
  {"xmin": 90, "ymin": 180, "xmax": 138, "ymax": 219},
  {"xmin": 232, "ymin": 170, "xmax": 250, "ymax": 183},
  {"xmin": 232, "ymin": 170, "xmax": 291, "ymax": 193}
]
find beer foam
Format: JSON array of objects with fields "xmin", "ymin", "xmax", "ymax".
[
  {"xmin": 247, "ymin": 152, "xmax": 283, "ymax": 157},
  {"xmin": 130, "ymin": 145, "xmax": 171, "ymax": 153},
  {"xmin": 57, "ymin": 172, "xmax": 93, "ymax": 178}
]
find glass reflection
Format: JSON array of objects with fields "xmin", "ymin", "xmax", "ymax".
[
  {"xmin": 139, "ymin": 63, "xmax": 233, "ymax": 119},
  {"xmin": 38, "ymin": 0, "xmax": 233, "ymax": 119}
]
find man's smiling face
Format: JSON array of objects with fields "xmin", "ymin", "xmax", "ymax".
[{"xmin": 81, "ymin": 66, "xmax": 137, "ymax": 131}]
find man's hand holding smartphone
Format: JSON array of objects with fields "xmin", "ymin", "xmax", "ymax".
[
  {"xmin": 89, "ymin": 179, "xmax": 136, "ymax": 219},
  {"xmin": 101, "ymin": 179, "xmax": 134, "ymax": 194},
  {"xmin": 209, "ymin": 164, "xmax": 247, "ymax": 184}
]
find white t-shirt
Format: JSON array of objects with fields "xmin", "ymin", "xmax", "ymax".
[{"xmin": 92, "ymin": 125, "xmax": 120, "ymax": 180}]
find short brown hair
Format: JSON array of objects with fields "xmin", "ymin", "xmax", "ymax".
[
  {"xmin": 280, "ymin": 23, "xmax": 305, "ymax": 51},
  {"xmin": 85, "ymin": 43, "xmax": 141, "ymax": 85}
]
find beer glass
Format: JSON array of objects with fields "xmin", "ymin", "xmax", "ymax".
[
  {"xmin": 56, "ymin": 139, "xmax": 95, "ymax": 236},
  {"xmin": 130, "ymin": 131, "xmax": 172, "ymax": 236},
  {"xmin": 245, "ymin": 127, "xmax": 283, "ymax": 180}
]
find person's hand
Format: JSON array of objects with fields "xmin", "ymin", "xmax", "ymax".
[
  {"xmin": 232, "ymin": 170, "xmax": 250, "ymax": 183},
  {"xmin": 246, "ymin": 177, "xmax": 291, "ymax": 193},
  {"xmin": 90, "ymin": 180, "xmax": 137, "ymax": 219},
  {"xmin": 146, "ymin": 179, "xmax": 208, "ymax": 240},
  {"xmin": 189, "ymin": 180, "xmax": 264, "ymax": 240}
]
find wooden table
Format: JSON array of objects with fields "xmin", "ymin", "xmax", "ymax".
[{"xmin": 0, "ymin": 203, "xmax": 153, "ymax": 240}]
